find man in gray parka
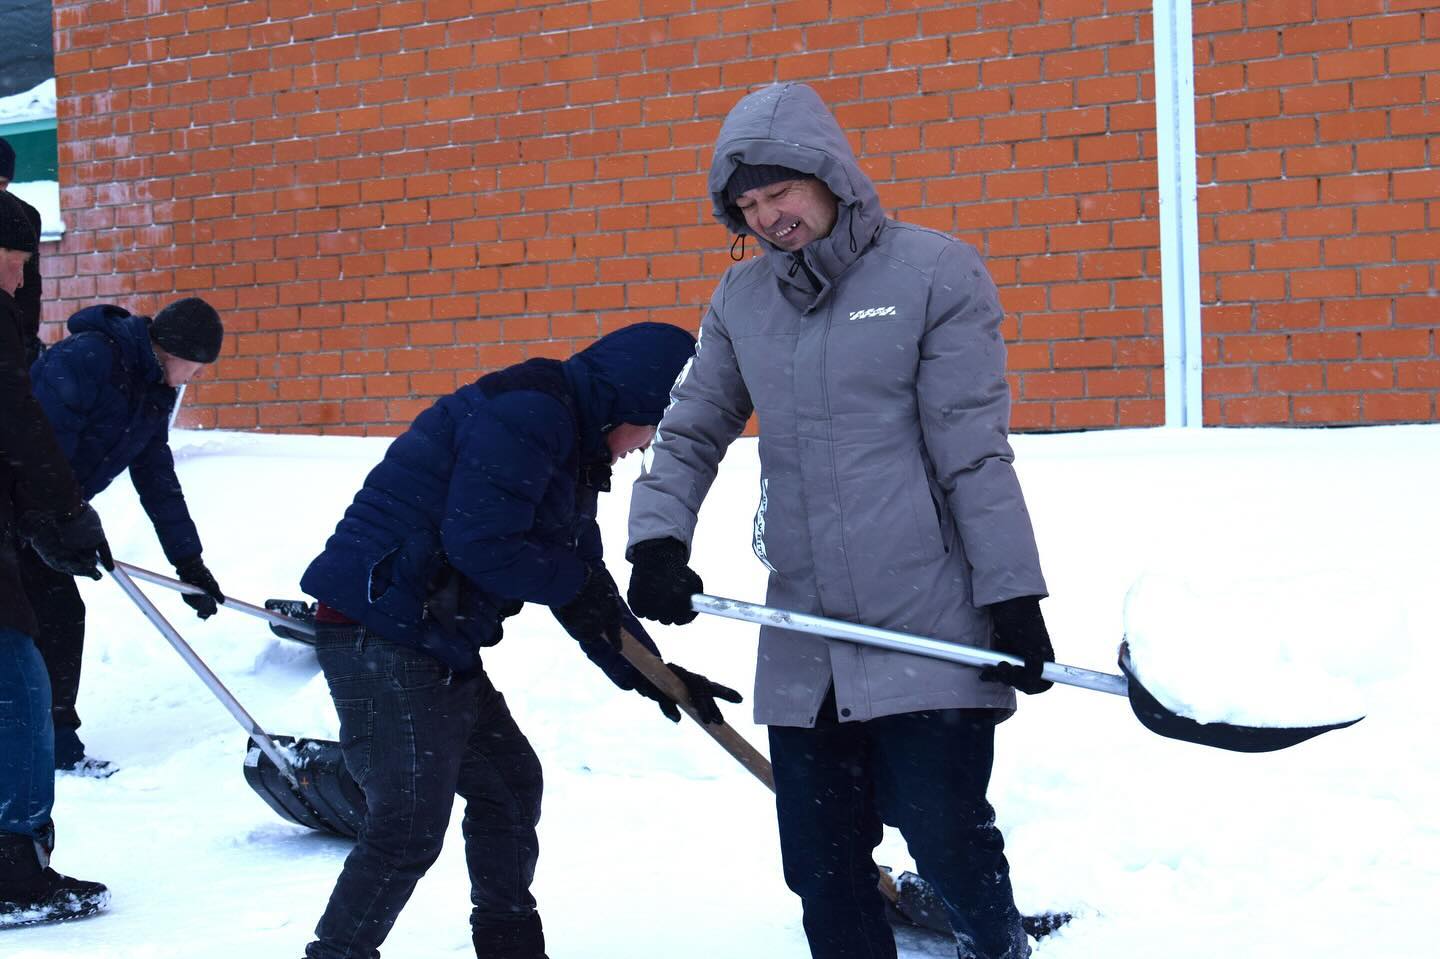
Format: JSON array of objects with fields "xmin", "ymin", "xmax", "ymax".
[{"xmin": 625, "ymin": 83, "xmax": 1055, "ymax": 959}]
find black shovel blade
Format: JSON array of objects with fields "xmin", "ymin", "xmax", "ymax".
[
  {"xmin": 1117, "ymin": 644, "xmax": 1362, "ymax": 753},
  {"xmin": 264, "ymin": 599, "xmax": 317, "ymax": 645},
  {"xmin": 242, "ymin": 735, "xmax": 365, "ymax": 839},
  {"xmin": 890, "ymin": 870, "xmax": 1073, "ymax": 939}
]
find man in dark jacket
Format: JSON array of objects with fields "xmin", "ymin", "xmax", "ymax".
[
  {"xmin": 298, "ymin": 321, "xmax": 741, "ymax": 959},
  {"xmin": 0, "ymin": 138, "xmax": 43, "ymax": 366},
  {"xmin": 626, "ymin": 83, "xmax": 1056, "ymax": 959},
  {"xmin": 0, "ymin": 189, "xmax": 112, "ymax": 927},
  {"xmin": 24, "ymin": 297, "xmax": 227, "ymax": 773}
]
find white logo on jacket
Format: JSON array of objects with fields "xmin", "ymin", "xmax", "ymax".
[
  {"xmin": 752, "ymin": 478, "xmax": 777, "ymax": 573},
  {"xmin": 848, "ymin": 306, "xmax": 897, "ymax": 321}
]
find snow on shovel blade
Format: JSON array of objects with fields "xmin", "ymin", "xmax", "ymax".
[
  {"xmin": 1117, "ymin": 643, "xmax": 1362, "ymax": 753},
  {"xmin": 690, "ymin": 595, "xmax": 1362, "ymax": 754}
]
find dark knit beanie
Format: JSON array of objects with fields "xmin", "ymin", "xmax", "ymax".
[
  {"xmin": 0, "ymin": 189, "xmax": 37, "ymax": 254},
  {"xmin": 723, "ymin": 162, "xmax": 810, "ymax": 207},
  {"xmin": 0, "ymin": 138, "xmax": 15, "ymax": 181},
  {"xmin": 150, "ymin": 297, "xmax": 224, "ymax": 363}
]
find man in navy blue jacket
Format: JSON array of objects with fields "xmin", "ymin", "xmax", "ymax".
[
  {"xmin": 24, "ymin": 297, "xmax": 227, "ymax": 774},
  {"xmin": 298, "ymin": 322, "xmax": 740, "ymax": 959}
]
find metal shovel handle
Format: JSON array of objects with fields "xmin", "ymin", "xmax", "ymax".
[
  {"xmin": 115, "ymin": 561, "xmax": 315, "ymax": 637},
  {"xmin": 114, "ymin": 564, "xmax": 911, "ymax": 904},
  {"xmin": 690, "ymin": 593, "xmax": 1130, "ymax": 697},
  {"xmin": 108, "ymin": 564, "xmax": 299, "ymax": 784}
]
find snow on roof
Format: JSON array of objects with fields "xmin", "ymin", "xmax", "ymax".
[
  {"xmin": 0, "ymin": 78, "xmax": 56, "ymax": 124},
  {"xmin": 7, "ymin": 179, "xmax": 64, "ymax": 239}
]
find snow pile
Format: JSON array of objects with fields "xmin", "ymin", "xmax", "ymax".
[
  {"xmin": 5, "ymin": 181, "xmax": 64, "ymax": 240},
  {"xmin": 1121, "ymin": 567, "xmax": 1390, "ymax": 727},
  {"xmin": 0, "ymin": 79, "xmax": 55, "ymax": 123}
]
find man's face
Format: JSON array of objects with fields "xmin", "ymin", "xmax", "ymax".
[
  {"xmin": 0, "ymin": 248, "xmax": 28, "ymax": 296},
  {"xmin": 734, "ymin": 177, "xmax": 839, "ymax": 253},
  {"xmin": 0, "ymin": 177, "xmax": 10, "ymax": 191},
  {"xmin": 154, "ymin": 346, "xmax": 208, "ymax": 388},
  {"xmin": 605, "ymin": 423, "xmax": 657, "ymax": 464}
]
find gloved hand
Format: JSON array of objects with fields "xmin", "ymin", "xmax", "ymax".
[
  {"xmin": 979, "ymin": 595, "xmax": 1054, "ymax": 695},
  {"xmin": 175, "ymin": 556, "xmax": 225, "ymax": 620},
  {"xmin": 627, "ymin": 537, "xmax": 702, "ymax": 625},
  {"xmin": 20, "ymin": 505, "xmax": 114, "ymax": 580},
  {"xmin": 634, "ymin": 663, "xmax": 743, "ymax": 725},
  {"xmin": 553, "ymin": 564, "xmax": 624, "ymax": 651}
]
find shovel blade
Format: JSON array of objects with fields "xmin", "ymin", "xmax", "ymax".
[
  {"xmin": 243, "ymin": 736, "xmax": 366, "ymax": 839},
  {"xmin": 1118, "ymin": 646, "xmax": 1362, "ymax": 753},
  {"xmin": 263, "ymin": 599, "xmax": 318, "ymax": 645}
]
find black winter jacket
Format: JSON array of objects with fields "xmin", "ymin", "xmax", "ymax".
[{"xmin": 0, "ymin": 290, "xmax": 84, "ymax": 636}]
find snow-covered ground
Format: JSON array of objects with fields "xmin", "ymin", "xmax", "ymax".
[{"xmin": 7, "ymin": 423, "xmax": 1437, "ymax": 958}]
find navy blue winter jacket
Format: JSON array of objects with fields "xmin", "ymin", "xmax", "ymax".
[
  {"xmin": 28, "ymin": 305, "xmax": 203, "ymax": 565},
  {"xmin": 301, "ymin": 322, "xmax": 697, "ymax": 677}
]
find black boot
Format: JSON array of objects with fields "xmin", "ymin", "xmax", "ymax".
[
  {"xmin": 472, "ymin": 911, "xmax": 547, "ymax": 959},
  {"xmin": 0, "ymin": 831, "xmax": 109, "ymax": 928}
]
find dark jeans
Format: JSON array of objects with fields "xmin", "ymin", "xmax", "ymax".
[
  {"xmin": 305, "ymin": 625, "xmax": 545, "ymax": 959},
  {"xmin": 16, "ymin": 546, "xmax": 87, "ymax": 767},
  {"xmin": 768, "ymin": 695, "xmax": 1030, "ymax": 959}
]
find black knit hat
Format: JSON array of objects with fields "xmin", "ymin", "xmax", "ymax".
[
  {"xmin": 723, "ymin": 162, "xmax": 810, "ymax": 207},
  {"xmin": 0, "ymin": 189, "xmax": 37, "ymax": 254},
  {"xmin": 0, "ymin": 137, "xmax": 15, "ymax": 181},
  {"xmin": 150, "ymin": 297, "xmax": 224, "ymax": 363}
]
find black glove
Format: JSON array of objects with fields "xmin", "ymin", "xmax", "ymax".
[
  {"xmin": 553, "ymin": 564, "xmax": 624, "ymax": 651},
  {"xmin": 627, "ymin": 537, "xmax": 702, "ymax": 625},
  {"xmin": 175, "ymin": 556, "xmax": 225, "ymax": 620},
  {"xmin": 979, "ymin": 596, "xmax": 1054, "ymax": 695},
  {"xmin": 634, "ymin": 663, "xmax": 743, "ymax": 725},
  {"xmin": 20, "ymin": 505, "xmax": 114, "ymax": 580}
]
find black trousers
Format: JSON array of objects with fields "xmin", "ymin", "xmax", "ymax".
[
  {"xmin": 16, "ymin": 546, "xmax": 86, "ymax": 766},
  {"xmin": 305, "ymin": 624, "xmax": 546, "ymax": 959},
  {"xmin": 768, "ymin": 694, "xmax": 1030, "ymax": 959}
]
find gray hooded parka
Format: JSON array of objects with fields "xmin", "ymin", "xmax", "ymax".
[{"xmin": 628, "ymin": 83, "xmax": 1048, "ymax": 727}]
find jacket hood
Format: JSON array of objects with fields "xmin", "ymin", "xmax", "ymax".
[
  {"xmin": 65, "ymin": 305, "xmax": 164, "ymax": 383},
  {"xmin": 561, "ymin": 322, "xmax": 696, "ymax": 454},
  {"xmin": 708, "ymin": 83, "xmax": 886, "ymax": 272}
]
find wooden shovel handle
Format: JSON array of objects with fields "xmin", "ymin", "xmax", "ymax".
[
  {"xmin": 617, "ymin": 629, "xmax": 902, "ymax": 905},
  {"xmin": 619, "ymin": 629, "xmax": 775, "ymax": 790}
]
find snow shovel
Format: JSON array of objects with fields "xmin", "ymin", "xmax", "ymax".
[
  {"xmin": 689, "ymin": 594, "xmax": 1362, "ymax": 754},
  {"xmin": 109, "ymin": 563, "xmax": 365, "ymax": 838},
  {"xmin": 611, "ymin": 628, "xmax": 1070, "ymax": 939},
  {"xmin": 133, "ymin": 571, "xmax": 1060, "ymax": 937}
]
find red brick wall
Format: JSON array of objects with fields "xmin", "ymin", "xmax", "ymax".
[
  {"xmin": 1194, "ymin": 0, "xmax": 1439, "ymax": 425},
  {"xmin": 44, "ymin": 0, "xmax": 1438, "ymax": 434}
]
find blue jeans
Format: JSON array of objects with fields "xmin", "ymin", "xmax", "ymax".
[
  {"xmin": 0, "ymin": 628, "xmax": 54, "ymax": 839},
  {"xmin": 305, "ymin": 626, "xmax": 545, "ymax": 959},
  {"xmin": 769, "ymin": 696, "xmax": 1030, "ymax": 959},
  {"xmin": 17, "ymin": 545, "xmax": 89, "ymax": 767}
]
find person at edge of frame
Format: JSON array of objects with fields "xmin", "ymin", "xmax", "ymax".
[{"xmin": 0, "ymin": 187, "xmax": 114, "ymax": 929}]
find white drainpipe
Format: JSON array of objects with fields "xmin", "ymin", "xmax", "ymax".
[{"xmin": 1153, "ymin": 0, "xmax": 1204, "ymax": 426}]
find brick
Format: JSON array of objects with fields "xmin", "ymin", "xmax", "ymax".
[
  {"xmin": 1363, "ymin": 392, "xmax": 1434, "ymax": 422},
  {"xmin": 1222, "ymin": 396, "xmax": 1290, "ymax": 425},
  {"xmin": 1293, "ymin": 393, "xmax": 1362, "ymax": 424},
  {"xmin": 1053, "ymin": 399, "xmax": 1117, "ymax": 429}
]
